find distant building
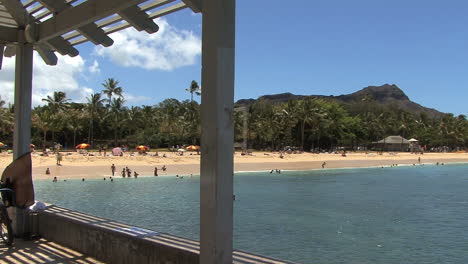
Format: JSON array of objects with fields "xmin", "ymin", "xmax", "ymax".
[{"xmin": 373, "ymin": 136, "xmax": 410, "ymax": 152}]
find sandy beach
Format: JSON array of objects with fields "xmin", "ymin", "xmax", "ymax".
[{"xmin": 0, "ymin": 151, "xmax": 467, "ymax": 181}]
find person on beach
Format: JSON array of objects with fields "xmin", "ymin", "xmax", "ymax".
[
  {"xmin": 418, "ymin": 157, "xmax": 421, "ymax": 164},
  {"xmin": 121, "ymin": 168, "xmax": 126, "ymax": 178},
  {"xmin": 111, "ymin": 164, "xmax": 116, "ymax": 176},
  {"xmin": 45, "ymin": 168, "xmax": 50, "ymax": 175},
  {"xmin": 322, "ymin": 162, "xmax": 327, "ymax": 169},
  {"xmin": 126, "ymin": 167, "xmax": 131, "ymax": 178},
  {"xmin": 56, "ymin": 151, "xmax": 62, "ymax": 165},
  {"xmin": 53, "ymin": 176, "xmax": 57, "ymax": 182},
  {"xmin": 154, "ymin": 167, "xmax": 158, "ymax": 176},
  {"xmin": 134, "ymin": 171, "xmax": 139, "ymax": 178},
  {"xmin": 270, "ymin": 170, "xmax": 274, "ymax": 174},
  {"xmin": 162, "ymin": 165, "xmax": 167, "ymax": 171}
]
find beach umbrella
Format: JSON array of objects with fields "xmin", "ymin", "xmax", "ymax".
[
  {"xmin": 136, "ymin": 145, "xmax": 149, "ymax": 151},
  {"xmin": 76, "ymin": 143, "xmax": 91, "ymax": 149},
  {"xmin": 186, "ymin": 145, "xmax": 200, "ymax": 151},
  {"xmin": 0, "ymin": 142, "xmax": 4, "ymax": 147},
  {"xmin": 112, "ymin": 147, "xmax": 123, "ymax": 156},
  {"xmin": 30, "ymin": 144, "xmax": 35, "ymax": 148},
  {"xmin": 177, "ymin": 148, "xmax": 186, "ymax": 152}
]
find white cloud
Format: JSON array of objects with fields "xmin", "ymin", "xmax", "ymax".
[
  {"xmin": 95, "ymin": 18, "xmax": 201, "ymax": 71},
  {"xmin": 0, "ymin": 53, "xmax": 93, "ymax": 106},
  {"xmin": 88, "ymin": 60, "xmax": 100, "ymax": 74},
  {"xmin": 122, "ymin": 93, "xmax": 151, "ymax": 105}
]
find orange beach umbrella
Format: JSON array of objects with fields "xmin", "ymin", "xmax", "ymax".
[
  {"xmin": 136, "ymin": 145, "xmax": 149, "ymax": 151},
  {"xmin": 186, "ymin": 145, "xmax": 200, "ymax": 151},
  {"xmin": 0, "ymin": 142, "xmax": 4, "ymax": 147},
  {"xmin": 76, "ymin": 143, "xmax": 91, "ymax": 149}
]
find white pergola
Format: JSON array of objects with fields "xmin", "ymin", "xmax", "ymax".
[{"xmin": 0, "ymin": 0, "xmax": 235, "ymax": 263}]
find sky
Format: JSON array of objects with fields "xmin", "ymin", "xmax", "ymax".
[{"xmin": 1, "ymin": 0, "xmax": 467, "ymax": 115}]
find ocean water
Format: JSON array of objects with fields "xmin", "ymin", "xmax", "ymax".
[{"xmin": 34, "ymin": 164, "xmax": 468, "ymax": 264}]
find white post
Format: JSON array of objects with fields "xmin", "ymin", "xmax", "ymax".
[
  {"xmin": 12, "ymin": 41, "xmax": 34, "ymax": 236},
  {"xmin": 200, "ymin": 0, "xmax": 236, "ymax": 263},
  {"xmin": 13, "ymin": 43, "xmax": 33, "ymax": 160}
]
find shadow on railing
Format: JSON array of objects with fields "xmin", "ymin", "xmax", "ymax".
[
  {"xmin": 36, "ymin": 205, "xmax": 298, "ymax": 264},
  {"xmin": 0, "ymin": 238, "xmax": 104, "ymax": 264}
]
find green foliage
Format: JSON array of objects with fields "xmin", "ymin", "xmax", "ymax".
[{"xmin": 1, "ymin": 83, "xmax": 467, "ymax": 151}]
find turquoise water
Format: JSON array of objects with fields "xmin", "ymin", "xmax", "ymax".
[{"xmin": 34, "ymin": 164, "xmax": 468, "ymax": 264}]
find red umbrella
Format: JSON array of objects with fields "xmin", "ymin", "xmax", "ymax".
[{"xmin": 76, "ymin": 143, "xmax": 91, "ymax": 149}]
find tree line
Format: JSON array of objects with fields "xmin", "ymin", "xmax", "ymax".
[{"xmin": 0, "ymin": 79, "xmax": 466, "ymax": 151}]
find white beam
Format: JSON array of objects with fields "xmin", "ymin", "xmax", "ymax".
[
  {"xmin": 35, "ymin": 43, "xmax": 57, "ymax": 65},
  {"xmin": 4, "ymin": 45, "xmax": 15, "ymax": 57},
  {"xmin": 62, "ymin": 0, "xmax": 177, "ymax": 42},
  {"xmin": 1, "ymin": 0, "xmax": 31, "ymax": 26},
  {"xmin": 118, "ymin": 5, "xmax": 159, "ymax": 33},
  {"xmin": 0, "ymin": 25, "xmax": 18, "ymax": 42},
  {"xmin": 77, "ymin": 24, "xmax": 113, "ymax": 47},
  {"xmin": 38, "ymin": 0, "xmax": 113, "ymax": 47},
  {"xmin": 38, "ymin": 0, "xmax": 148, "ymax": 42},
  {"xmin": 199, "ymin": 0, "xmax": 236, "ymax": 263},
  {"xmin": 0, "ymin": 44, "xmax": 4, "ymax": 69},
  {"xmin": 69, "ymin": 3, "xmax": 187, "ymax": 46},
  {"xmin": 0, "ymin": 16, "xmax": 17, "ymax": 26},
  {"xmin": 182, "ymin": 0, "xmax": 202, "ymax": 13},
  {"xmin": 46, "ymin": 36, "xmax": 79, "ymax": 56}
]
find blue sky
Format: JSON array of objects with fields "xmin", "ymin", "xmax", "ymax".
[{"xmin": 1, "ymin": 0, "xmax": 467, "ymax": 115}]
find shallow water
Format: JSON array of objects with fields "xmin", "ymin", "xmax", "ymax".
[{"xmin": 35, "ymin": 164, "xmax": 468, "ymax": 264}]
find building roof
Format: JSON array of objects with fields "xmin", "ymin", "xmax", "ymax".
[
  {"xmin": 374, "ymin": 136, "xmax": 410, "ymax": 144},
  {"xmin": 0, "ymin": 0, "xmax": 196, "ymax": 66}
]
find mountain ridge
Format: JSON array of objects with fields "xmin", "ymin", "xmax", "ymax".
[{"xmin": 235, "ymin": 84, "xmax": 443, "ymax": 117}]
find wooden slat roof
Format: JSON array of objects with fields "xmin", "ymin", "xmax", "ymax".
[{"xmin": 0, "ymin": 0, "xmax": 196, "ymax": 65}]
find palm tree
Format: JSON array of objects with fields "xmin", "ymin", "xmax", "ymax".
[
  {"xmin": 101, "ymin": 78, "xmax": 123, "ymax": 103},
  {"xmin": 32, "ymin": 108, "xmax": 52, "ymax": 149},
  {"xmin": 42, "ymin": 91, "xmax": 70, "ymax": 112},
  {"xmin": 42, "ymin": 91, "xmax": 70, "ymax": 143},
  {"xmin": 186, "ymin": 80, "xmax": 201, "ymax": 102},
  {"xmin": 0, "ymin": 96, "xmax": 13, "ymax": 140},
  {"xmin": 66, "ymin": 109, "xmax": 86, "ymax": 147},
  {"xmin": 86, "ymin": 93, "xmax": 106, "ymax": 146},
  {"xmin": 107, "ymin": 97, "xmax": 126, "ymax": 145}
]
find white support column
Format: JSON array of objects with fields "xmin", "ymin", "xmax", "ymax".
[
  {"xmin": 13, "ymin": 43, "xmax": 33, "ymax": 160},
  {"xmin": 200, "ymin": 0, "xmax": 236, "ymax": 263},
  {"xmin": 12, "ymin": 42, "xmax": 33, "ymax": 237}
]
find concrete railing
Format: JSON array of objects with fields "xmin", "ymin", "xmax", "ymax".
[{"xmin": 33, "ymin": 205, "xmax": 296, "ymax": 264}]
